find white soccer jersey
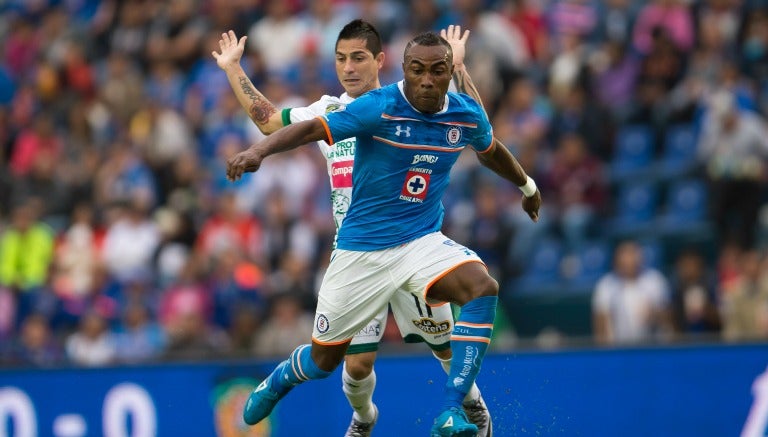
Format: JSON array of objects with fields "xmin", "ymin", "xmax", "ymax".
[{"xmin": 283, "ymin": 93, "xmax": 355, "ymax": 231}]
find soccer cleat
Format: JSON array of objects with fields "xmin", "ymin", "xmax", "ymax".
[
  {"xmin": 242, "ymin": 361, "xmax": 290, "ymax": 425},
  {"xmin": 344, "ymin": 404, "xmax": 378, "ymax": 437},
  {"xmin": 463, "ymin": 396, "xmax": 493, "ymax": 437},
  {"xmin": 430, "ymin": 407, "xmax": 478, "ymax": 437}
]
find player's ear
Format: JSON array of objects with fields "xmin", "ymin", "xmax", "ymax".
[{"xmin": 375, "ymin": 51, "xmax": 385, "ymax": 69}]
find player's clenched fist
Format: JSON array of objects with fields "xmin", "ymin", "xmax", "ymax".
[
  {"xmin": 522, "ymin": 190, "xmax": 542, "ymax": 222},
  {"xmin": 226, "ymin": 148, "xmax": 264, "ymax": 181}
]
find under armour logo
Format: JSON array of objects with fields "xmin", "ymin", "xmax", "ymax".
[{"xmin": 395, "ymin": 125, "xmax": 411, "ymax": 137}]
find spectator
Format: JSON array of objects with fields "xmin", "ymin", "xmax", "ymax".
[
  {"xmin": 253, "ymin": 293, "xmax": 313, "ymax": 359},
  {"xmin": 720, "ymin": 250, "xmax": 768, "ymax": 341},
  {"xmin": 226, "ymin": 304, "xmax": 261, "ymax": 355},
  {"xmin": 145, "ymin": 0, "xmax": 209, "ymax": 71},
  {"xmin": 195, "ymin": 190, "xmax": 262, "ymax": 264},
  {"xmin": 9, "ymin": 113, "xmax": 63, "ymax": 177},
  {"xmin": 632, "ymin": 0, "xmax": 694, "ymax": 55},
  {"xmin": 501, "ymin": 0, "xmax": 549, "ymax": 63},
  {"xmin": 492, "ymin": 76, "xmax": 551, "ymax": 151},
  {"xmin": 669, "ymin": 250, "xmax": 721, "ymax": 336},
  {"xmin": 592, "ymin": 240, "xmax": 673, "ymax": 344},
  {"xmin": 698, "ymin": 90, "xmax": 768, "ymax": 249},
  {"xmin": 50, "ymin": 203, "xmax": 105, "ymax": 328},
  {"xmin": 589, "ymin": 39, "xmax": 640, "ymax": 122},
  {"xmin": 65, "ymin": 310, "xmax": 117, "ymax": 366},
  {"xmin": 114, "ymin": 303, "xmax": 166, "ymax": 364},
  {"xmin": 0, "ymin": 198, "xmax": 56, "ymax": 324},
  {"xmin": 101, "ymin": 197, "xmax": 161, "ymax": 285},
  {"xmin": 246, "ymin": 0, "xmax": 308, "ymax": 76},
  {"xmin": 12, "ymin": 314, "xmax": 63, "ymax": 366},
  {"xmin": 543, "ymin": 132, "xmax": 607, "ymax": 251}
]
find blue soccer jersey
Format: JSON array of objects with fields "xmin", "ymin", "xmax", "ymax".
[{"xmin": 319, "ymin": 81, "xmax": 494, "ymax": 251}]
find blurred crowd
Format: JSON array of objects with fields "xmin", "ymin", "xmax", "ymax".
[{"xmin": 1, "ymin": 0, "xmax": 768, "ymax": 367}]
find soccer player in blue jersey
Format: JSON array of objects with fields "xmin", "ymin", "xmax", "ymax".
[
  {"xmin": 215, "ymin": 21, "xmax": 497, "ymax": 436},
  {"xmin": 227, "ymin": 31, "xmax": 541, "ymax": 436}
]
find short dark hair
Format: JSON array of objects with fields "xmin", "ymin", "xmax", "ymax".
[
  {"xmin": 336, "ymin": 19, "xmax": 383, "ymax": 56},
  {"xmin": 404, "ymin": 32, "xmax": 453, "ymax": 61}
]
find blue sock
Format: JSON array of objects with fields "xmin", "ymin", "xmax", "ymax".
[
  {"xmin": 444, "ymin": 296, "xmax": 497, "ymax": 410},
  {"xmin": 271, "ymin": 344, "xmax": 332, "ymax": 396}
]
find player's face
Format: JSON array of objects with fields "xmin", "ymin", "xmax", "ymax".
[
  {"xmin": 335, "ymin": 38, "xmax": 383, "ymax": 98},
  {"xmin": 402, "ymin": 44, "xmax": 453, "ymax": 114}
]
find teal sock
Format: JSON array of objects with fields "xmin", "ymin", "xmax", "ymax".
[
  {"xmin": 444, "ymin": 296, "xmax": 497, "ymax": 410},
  {"xmin": 271, "ymin": 344, "xmax": 332, "ymax": 396}
]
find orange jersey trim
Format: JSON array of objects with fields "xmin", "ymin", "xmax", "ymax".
[
  {"xmin": 476, "ymin": 137, "xmax": 495, "ymax": 154},
  {"xmin": 316, "ymin": 116, "xmax": 334, "ymax": 145},
  {"xmin": 451, "ymin": 335, "xmax": 492, "ymax": 344},
  {"xmin": 373, "ymin": 135, "xmax": 464, "ymax": 153},
  {"xmin": 312, "ymin": 337, "xmax": 353, "ymax": 346},
  {"xmin": 381, "ymin": 113, "xmax": 422, "ymax": 122},
  {"xmin": 423, "ymin": 259, "xmax": 488, "ymax": 303},
  {"xmin": 455, "ymin": 322, "xmax": 495, "ymax": 329}
]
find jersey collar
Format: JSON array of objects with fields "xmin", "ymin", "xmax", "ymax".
[
  {"xmin": 397, "ymin": 80, "xmax": 449, "ymax": 114},
  {"xmin": 339, "ymin": 92, "xmax": 355, "ymax": 104}
]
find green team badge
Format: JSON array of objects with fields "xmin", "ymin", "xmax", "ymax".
[
  {"xmin": 325, "ymin": 103, "xmax": 344, "ymax": 113},
  {"xmin": 331, "ymin": 191, "xmax": 350, "ymax": 229}
]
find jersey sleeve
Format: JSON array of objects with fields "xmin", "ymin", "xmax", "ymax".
[
  {"xmin": 284, "ymin": 98, "xmax": 330, "ymax": 125},
  {"xmin": 321, "ymin": 92, "xmax": 384, "ymax": 145},
  {"xmin": 470, "ymin": 100, "xmax": 494, "ymax": 154}
]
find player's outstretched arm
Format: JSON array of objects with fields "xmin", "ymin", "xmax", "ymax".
[
  {"xmin": 212, "ymin": 30, "xmax": 284, "ymax": 134},
  {"xmin": 226, "ymin": 118, "xmax": 327, "ymax": 181},
  {"xmin": 442, "ymin": 25, "xmax": 541, "ymax": 222}
]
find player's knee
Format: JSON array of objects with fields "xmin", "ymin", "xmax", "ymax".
[
  {"xmin": 433, "ymin": 348, "xmax": 452, "ymax": 361},
  {"xmin": 345, "ymin": 353, "xmax": 375, "ymax": 380},
  {"xmin": 311, "ymin": 343, "xmax": 347, "ymax": 373},
  {"xmin": 471, "ymin": 274, "xmax": 498, "ymax": 299}
]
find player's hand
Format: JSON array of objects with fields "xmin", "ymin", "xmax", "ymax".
[
  {"xmin": 212, "ymin": 30, "xmax": 247, "ymax": 70},
  {"xmin": 522, "ymin": 189, "xmax": 542, "ymax": 222},
  {"xmin": 226, "ymin": 147, "xmax": 264, "ymax": 182},
  {"xmin": 440, "ymin": 25, "xmax": 469, "ymax": 68}
]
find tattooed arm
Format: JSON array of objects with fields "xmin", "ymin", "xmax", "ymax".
[{"xmin": 212, "ymin": 30, "xmax": 284, "ymax": 134}]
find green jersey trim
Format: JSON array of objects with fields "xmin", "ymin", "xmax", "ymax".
[
  {"xmin": 346, "ymin": 343, "xmax": 379, "ymax": 355},
  {"xmin": 281, "ymin": 108, "xmax": 292, "ymax": 126},
  {"xmin": 403, "ymin": 334, "xmax": 451, "ymax": 352}
]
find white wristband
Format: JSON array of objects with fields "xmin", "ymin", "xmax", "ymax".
[{"xmin": 519, "ymin": 176, "xmax": 537, "ymax": 197}]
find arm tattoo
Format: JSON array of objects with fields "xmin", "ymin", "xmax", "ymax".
[
  {"xmin": 238, "ymin": 76, "xmax": 277, "ymax": 125},
  {"xmin": 453, "ymin": 68, "xmax": 485, "ymax": 109}
]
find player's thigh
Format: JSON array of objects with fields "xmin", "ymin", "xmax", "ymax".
[
  {"xmin": 428, "ymin": 261, "xmax": 499, "ymax": 305},
  {"xmin": 314, "ymin": 250, "xmax": 397, "ymax": 345},
  {"xmin": 389, "ymin": 290, "xmax": 453, "ymax": 352},
  {"xmin": 400, "ymin": 232, "xmax": 491, "ymax": 306}
]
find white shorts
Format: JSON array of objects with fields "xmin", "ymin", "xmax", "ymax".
[
  {"xmin": 312, "ymin": 232, "xmax": 484, "ymax": 345},
  {"xmin": 346, "ymin": 292, "xmax": 455, "ymax": 354}
]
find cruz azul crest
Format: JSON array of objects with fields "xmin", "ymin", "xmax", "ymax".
[{"xmin": 446, "ymin": 126, "xmax": 462, "ymax": 145}]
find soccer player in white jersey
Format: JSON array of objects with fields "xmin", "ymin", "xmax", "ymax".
[
  {"xmin": 225, "ymin": 29, "xmax": 541, "ymax": 436},
  {"xmin": 214, "ymin": 20, "xmax": 497, "ymax": 436}
]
